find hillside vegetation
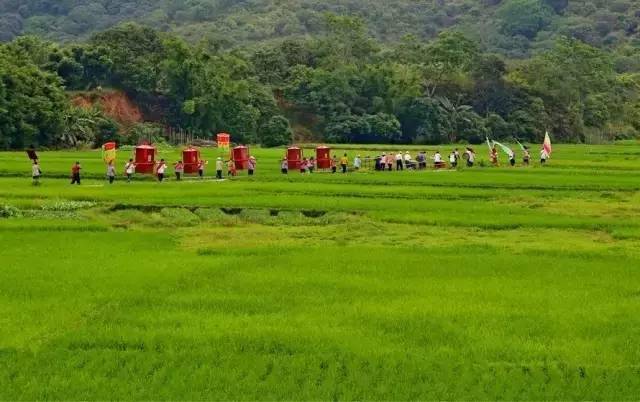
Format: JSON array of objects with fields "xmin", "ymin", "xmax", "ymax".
[
  {"xmin": 2, "ymin": 1, "xmax": 640, "ymax": 58},
  {"xmin": 2, "ymin": 3, "xmax": 640, "ymax": 149}
]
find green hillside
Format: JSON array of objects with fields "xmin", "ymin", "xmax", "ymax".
[
  {"xmin": 3, "ymin": 2, "xmax": 640, "ymax": 149},
  {"xmin": 2, "ymin": 1, "xmax": 640, "ymax": 58}
]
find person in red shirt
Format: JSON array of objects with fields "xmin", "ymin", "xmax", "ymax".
[
  {"xmin": 70, "ymin": 162, "xmax": 81, "ymax": 185},
  {"xmin": 174, "ymin": 160, "xmax": 184, "ymax": 181},
  {"xmin": 197, "ymin": 159, "xmax": 207, "ymax": 178}
]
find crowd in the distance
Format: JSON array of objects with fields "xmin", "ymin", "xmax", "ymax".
[
  {"xmin": 279, "ymin": 146, "xmax": 548, "ymax": 175},
  {"xmin": 28, "ymin": 145, "xmax": 550, "ymax": 186}
]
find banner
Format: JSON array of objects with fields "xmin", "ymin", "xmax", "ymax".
[
  {"xmin": 102, "ymin": 142, "xmax": 117, "ymax": 164},
  {"xmin": 492, "ymin": 141, "xmax": 514, "ymax": 157},
  {"xmin": 543, "ymin": 132, "xmax": 552, "ymax": 156},
  {"xmin": 217, "ymin": 133, "xmax": 230, "ymax": 151}
]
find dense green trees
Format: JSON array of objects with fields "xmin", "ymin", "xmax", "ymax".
[
  {"xmin": 0, "ymin": 45, "xmax": 68, "ymax": 149},
  {"xmin": 1, "ymin": 13, "xmax": 639, "ymax": 149},
  {"xmin": 3, "ymin": 0, "xmax": 640, "ymax": 60}
]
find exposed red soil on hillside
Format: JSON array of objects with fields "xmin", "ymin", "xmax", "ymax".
[{"xmin": 72, "ymin": 90, "xmax": 143, "ymax": 127}]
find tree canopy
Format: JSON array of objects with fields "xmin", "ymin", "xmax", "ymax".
[{"xmin": 1, "ymin": 12, "xmax": 639, "ymax": 149}]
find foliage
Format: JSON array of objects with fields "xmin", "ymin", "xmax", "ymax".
[
  {"xmin": 259, "ymin": 115, "xmax": 293, "ymax": 147},
  {"xmin": 2, "ymin": 13, "xmax": 640, "ymax": 148},
  {"xmin": 2, "ymin": 0, "xmax": 640, "ymax": 60}
]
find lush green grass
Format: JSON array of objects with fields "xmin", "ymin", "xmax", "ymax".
[{"xmin": 1, "ymin": 143, "xmax": 640, "ymax": 400}]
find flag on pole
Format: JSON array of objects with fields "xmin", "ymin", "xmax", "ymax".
[
  {"xmin": 486, "ymin": 136, "xmax": 494, "ymax": 153},
  {"xmin": 492, "ymin": 141, "xmax": 514, "ymax": 157},
  {"xmin": 514, "ymin": 137, "xmax": 527, "ymax": 151},
  {"xmin": 543, "ymin": 131, "xmax": 552, "ymax": 156}
]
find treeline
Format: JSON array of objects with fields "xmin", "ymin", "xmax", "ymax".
[{"xmin": 2, "ymin": 17, "xmax": 640, "ymax": 149}]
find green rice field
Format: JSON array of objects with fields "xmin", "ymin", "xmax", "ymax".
[{"xmin": 1, "ymin": 143, "xmax": 640, "ymax": 400}]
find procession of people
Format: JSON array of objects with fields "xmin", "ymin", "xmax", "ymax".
[{"xmin": 27, "ymin": 137, "xmax": 553, "ymax": 185}]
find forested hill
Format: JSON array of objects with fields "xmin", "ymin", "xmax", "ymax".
[{"xmin": 2, "ymin": 0, "xmax": 640, "ymax": 58}]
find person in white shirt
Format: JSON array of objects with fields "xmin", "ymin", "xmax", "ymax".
[
  {"xmin": 404, "ymin": 151, "xmax": 413, "ymax": 169},
  {"xmin": 124, "ymin": 159, "xmax": 136, "ymax": 182},
  {"xmin": 465, "ymin": 148, "xmax": 476, "ymax": 167},
  {"xmin": 215, "ymin": 157, "xmax": 224, "ymax": 179},
  {"xmin": 433, "ymin": 151, "xmax": 442, "ymax": 163},
  {"xmin": 106, "ymin": 161, "xmax": 116, "ymax": 184},
  {"xmin": 395, "ymin": 152, "xmax": 404, "ymax": 171},
  {"xmin": 449, "ymin": 152, "xmax": 457, "ymax": 168},
  {"xmin": 354, "ymin": 155, "xmax": 362, "ymax": 170},
  {"xmin": 508, "ymin": 150, "xmax": 516, "ymax": 167},
  {"xmin": 540, "ymin": 148, "xmax": 549, "ymax": 165},
  {"xmin": 32, "ymin": 160, "xmax": 41, "ymax": 186},
  {"xmin": 156, "ymin": 159, "xmax": 167, "ymax": 182}
]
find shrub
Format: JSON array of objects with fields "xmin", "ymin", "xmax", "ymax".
[{"xmin": 0, "ymin": 205, "xmax": 22, "ymax": 218}]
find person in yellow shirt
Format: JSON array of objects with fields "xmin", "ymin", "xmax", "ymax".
[{"xmin": 339, "ymin": 153, "xmax": 349, "ymax": 173}]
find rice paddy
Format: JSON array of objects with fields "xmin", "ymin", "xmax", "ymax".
[{"xmin": 1, "ymin": 143, "xmax": 639, "ymax": 400}]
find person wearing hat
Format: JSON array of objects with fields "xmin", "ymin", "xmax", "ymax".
[
  {"xmin": 248, "ymin": 156, "xmax": 256, "ymax": 176},
  {"xmin": 354, "ymin": 155, "xmax": 362, "ymax": 170},
  {"xmin": 215, "ymin": 157, "xmax": 224, "ymax": 179}
]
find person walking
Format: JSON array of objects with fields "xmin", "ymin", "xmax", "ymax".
[
  {"xmin": 281, "ymin": 158, "xmax": 288, "ymax": 174},
  {"xmin": 215, "ymin": 157, "xmax": 224, "ymax": 179},
  {"xmin": 523, "ymin": 148, "xmax": 531, "ymax": 166},
  {"xmin": 490, "ymin": 147, "xmax": 499, "ymax": 166},
  {"xmin": 32, "ymin": 160, "xmax": 41, "ymax": 186},
  {"xmin": 454, "ymin": 148, "xmax": 460, "ymax": 165},
  {"xmin": 197, "ymin": 159, "xmax": 207, "ymax": 178},
  {"xmin": 331, "ymin": 155, "xmax": 338, "ymax": 174},
  {"xmin": 124, "ymin": 159, "xmax": 136, "ymax": 183},
  {"xmin": 540, "ymin": 148, "xmax": 549, "ymax": 165},
  {"xmin": 156, "ymin": 159, "xmax": 167, "ymax": 182},
  {"xmin": 417, "ymin": 151, "xmax": 427, "ymax": 170},
  {"xmin": 404, "ymin": 151, "xmax": 412, "ymax": 169},
  {"xmin": 465, "ymin": 148, "xmax": 476, "ymax": 168},
  {"xmin": 508, "ymin": 150, "xmax": 516, "ymax": 167},
  {"xmin": 227, "ymin": 159, "xmax": 236, "ymax": 177},
  {"xmin": 340, "ymin": 153, "xmax": 349, "ymax": 173},
  {"xmin": 174, "ymin": 160, "xmax": 184, "ymax": 181},
  {"xmin": 386, "ymin": 153, "xmax": 394, "ymax": 171},
  {"xmin": 106, "ymin": 160, "xmax": 116, "ymax": 184},
  {"xmin": 433, "ymin": 151, "xmax": 443, "ymax": 169},
  {"xmin": 70, "ymin": 161, "xmax": 81, "ymax": 185},
  {"xmin": 248, "ymin": 156, "xmax": 256, "ymax": 176},
  {"xmin": 354, "ymin": 155, "xmax": 362, "ymax": 171},
  {"xmin": 300, "ymin": 158, "xmax": 309, "ymax": 174},
  {"xmin": 449, "ymin": 151, "xmax": 457, "ymax": 168},
  {"xmin": 395, "ymin": 151, "xmax": 404, "ymax": 171}
]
